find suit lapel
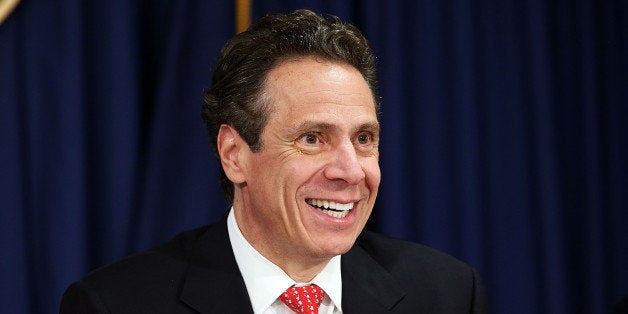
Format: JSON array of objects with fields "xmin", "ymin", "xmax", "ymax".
[
  {"xmin": 341, "ymin": 242, "xmax": 406, "ymax": 312},
  {"xmin": 179, "ymin": 215, "xmax": 253, "ymax": 313},
  {"xmin": 177, "ymin": 216, "xmax": 406, "ymax": 313}
]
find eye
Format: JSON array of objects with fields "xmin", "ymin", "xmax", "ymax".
[
  {"xmin": 354, "ymin": 131, "xmax": 378, "ymax": 154},
  {"xmin": 303, "ymin": 133, "xmax": 318, "ymax": 145},
  {"xmin": 357, "ymin": 132, "xmax": 371, "ymax": 145},
  {"xmin": 298, "ymin": 132, "xmax": 323, "ymax": 146}
]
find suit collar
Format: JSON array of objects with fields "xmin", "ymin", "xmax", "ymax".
[
  {"xmin": 341, "ymin": 234, "xmax": 406, "ymax": 312},
  {"xmin": 179, "ymin": 214, "xmax": 253, "ymax": 313},
  {"xmin": 178, "ymin": 216, "xmax": 405, "ymax": 313}
]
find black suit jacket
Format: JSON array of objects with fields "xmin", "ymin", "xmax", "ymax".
[{"xmin": 60, "ymin": 216, "xmax": 487, "ymax": 313}]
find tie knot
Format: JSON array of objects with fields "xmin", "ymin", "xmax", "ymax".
[{"xmin": 280, "ymin": 284, "xmax": 326, "ymax": 313}]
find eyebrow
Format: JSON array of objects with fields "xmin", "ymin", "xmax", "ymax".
[
  {"xmin": 292, "ymin": 121, "xmax": 336, "ymax": 133},
  {"xmin": 291, "ymin": 120, "xmax": 380, "ymax": 135},
  {"xmin": 358, "ymin": 121, "xmax": 381, "ymax": 134}
]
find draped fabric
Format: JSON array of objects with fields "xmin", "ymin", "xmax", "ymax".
[
  {"xmin": 0, "ymin": 1, "xmax": 232, "ymax": 312},
  {"xmin": 1, "ymin": 1, "xmax": 626, "ymax": 313}
]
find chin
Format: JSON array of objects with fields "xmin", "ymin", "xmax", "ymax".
[{"xmin": 318, "ymin": 238, "xmax": 359, "ymax": 257}]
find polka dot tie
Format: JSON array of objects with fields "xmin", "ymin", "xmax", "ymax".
[{"xmin": 280, "ymin": 284, "xmax": 326, "ymax": 314}]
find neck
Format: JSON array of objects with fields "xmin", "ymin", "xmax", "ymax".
[{"xmin": 274, "ymin": 255, "xmax": 330, "ymax": 283}]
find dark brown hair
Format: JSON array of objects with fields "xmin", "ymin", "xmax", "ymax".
[{"xmin": 201, "ymin": 9, "xmax": 379, "ymax": 202}]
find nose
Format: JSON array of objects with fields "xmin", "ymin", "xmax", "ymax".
[{"xmin": 323, "ymin": 140, "xmax": 366, "ymax": 185}]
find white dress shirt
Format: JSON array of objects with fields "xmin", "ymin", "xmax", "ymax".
[{"xmin": 227, "ymin": 208, "xmax": 343, "ymax": 314}]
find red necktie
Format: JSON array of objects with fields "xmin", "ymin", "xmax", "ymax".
[{"xmin": 280, "ymin": 284, "xmax": 326, "ymax": 314}]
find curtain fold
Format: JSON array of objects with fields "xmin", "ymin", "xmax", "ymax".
[
  {"xmin": 1, "ymin": 1, "xmax": 626, "ymax": 313},
  {"xmin": 0, "ymin": 1, "xmax": 233, "ymax": 312}
]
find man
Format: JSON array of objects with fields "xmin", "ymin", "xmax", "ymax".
[{"xmin": 61, "ymin": 9, "xmax": 487, "ymax": 313}]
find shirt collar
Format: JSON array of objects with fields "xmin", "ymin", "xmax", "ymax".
[{"xmin": 227, "ymin": 208, "xmax": 342, "ymax": 313}]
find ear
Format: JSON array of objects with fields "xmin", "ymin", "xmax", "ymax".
[{"xmin": 217, "ymin": 124, "xmax": 247, "ymax": 184}]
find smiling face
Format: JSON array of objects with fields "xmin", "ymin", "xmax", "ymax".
[{"xmin": 221, "ymin": 56, "xmax": 380, "ymax": 275}]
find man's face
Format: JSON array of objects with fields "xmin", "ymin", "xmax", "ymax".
[{"xmin": 235, "ymin": 56, "xmax": 381, "ymax": 263}]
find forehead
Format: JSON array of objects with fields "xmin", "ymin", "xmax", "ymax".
[{"xmin": 262, "ymin": 57, "xmax": 378, "ymax": 126}]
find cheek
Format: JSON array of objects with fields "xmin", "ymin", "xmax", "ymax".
[
  {"xmin": 285, "ymin": 156, "xmax": 327, "ymax": 182},
  {"xmin": 363, "ymin": 160, "xmax": 381, "ymax": 189},
  {"xmin": 254, "ymin": 155, "xmax": 319, "ymax": 200}
]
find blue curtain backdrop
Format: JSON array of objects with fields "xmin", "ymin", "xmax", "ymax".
[{"xmin": 1, "ymin": 1, "xmax": 626, "ymax": 313}]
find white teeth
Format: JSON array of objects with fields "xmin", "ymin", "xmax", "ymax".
[
  {"xmin": 322, "ymin": 209, "xmax": 350, "ymax": 218},
  {"xmin": 306, "ymin": 199, "xmax": 354, "ymax": 218}
]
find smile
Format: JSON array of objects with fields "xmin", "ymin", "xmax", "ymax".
[{"xmin": 306, "ymin": 199, "xmax": 354, "ymax": 218}]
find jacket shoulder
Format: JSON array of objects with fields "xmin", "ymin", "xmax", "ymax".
[
  {"xmin": 348, "ymin": 230, "xmax": 488, "ymax": 313},
  {"xmin": 82, "ymin": 225, "xmax": 208, "ymax": 283},
  {"xmin": 60, "ymin": 225, "xmax": 211, "ymax": 313},
  {"xmin": 355, "ymin": 230, "xmax": 472, "ymax": 275}
]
